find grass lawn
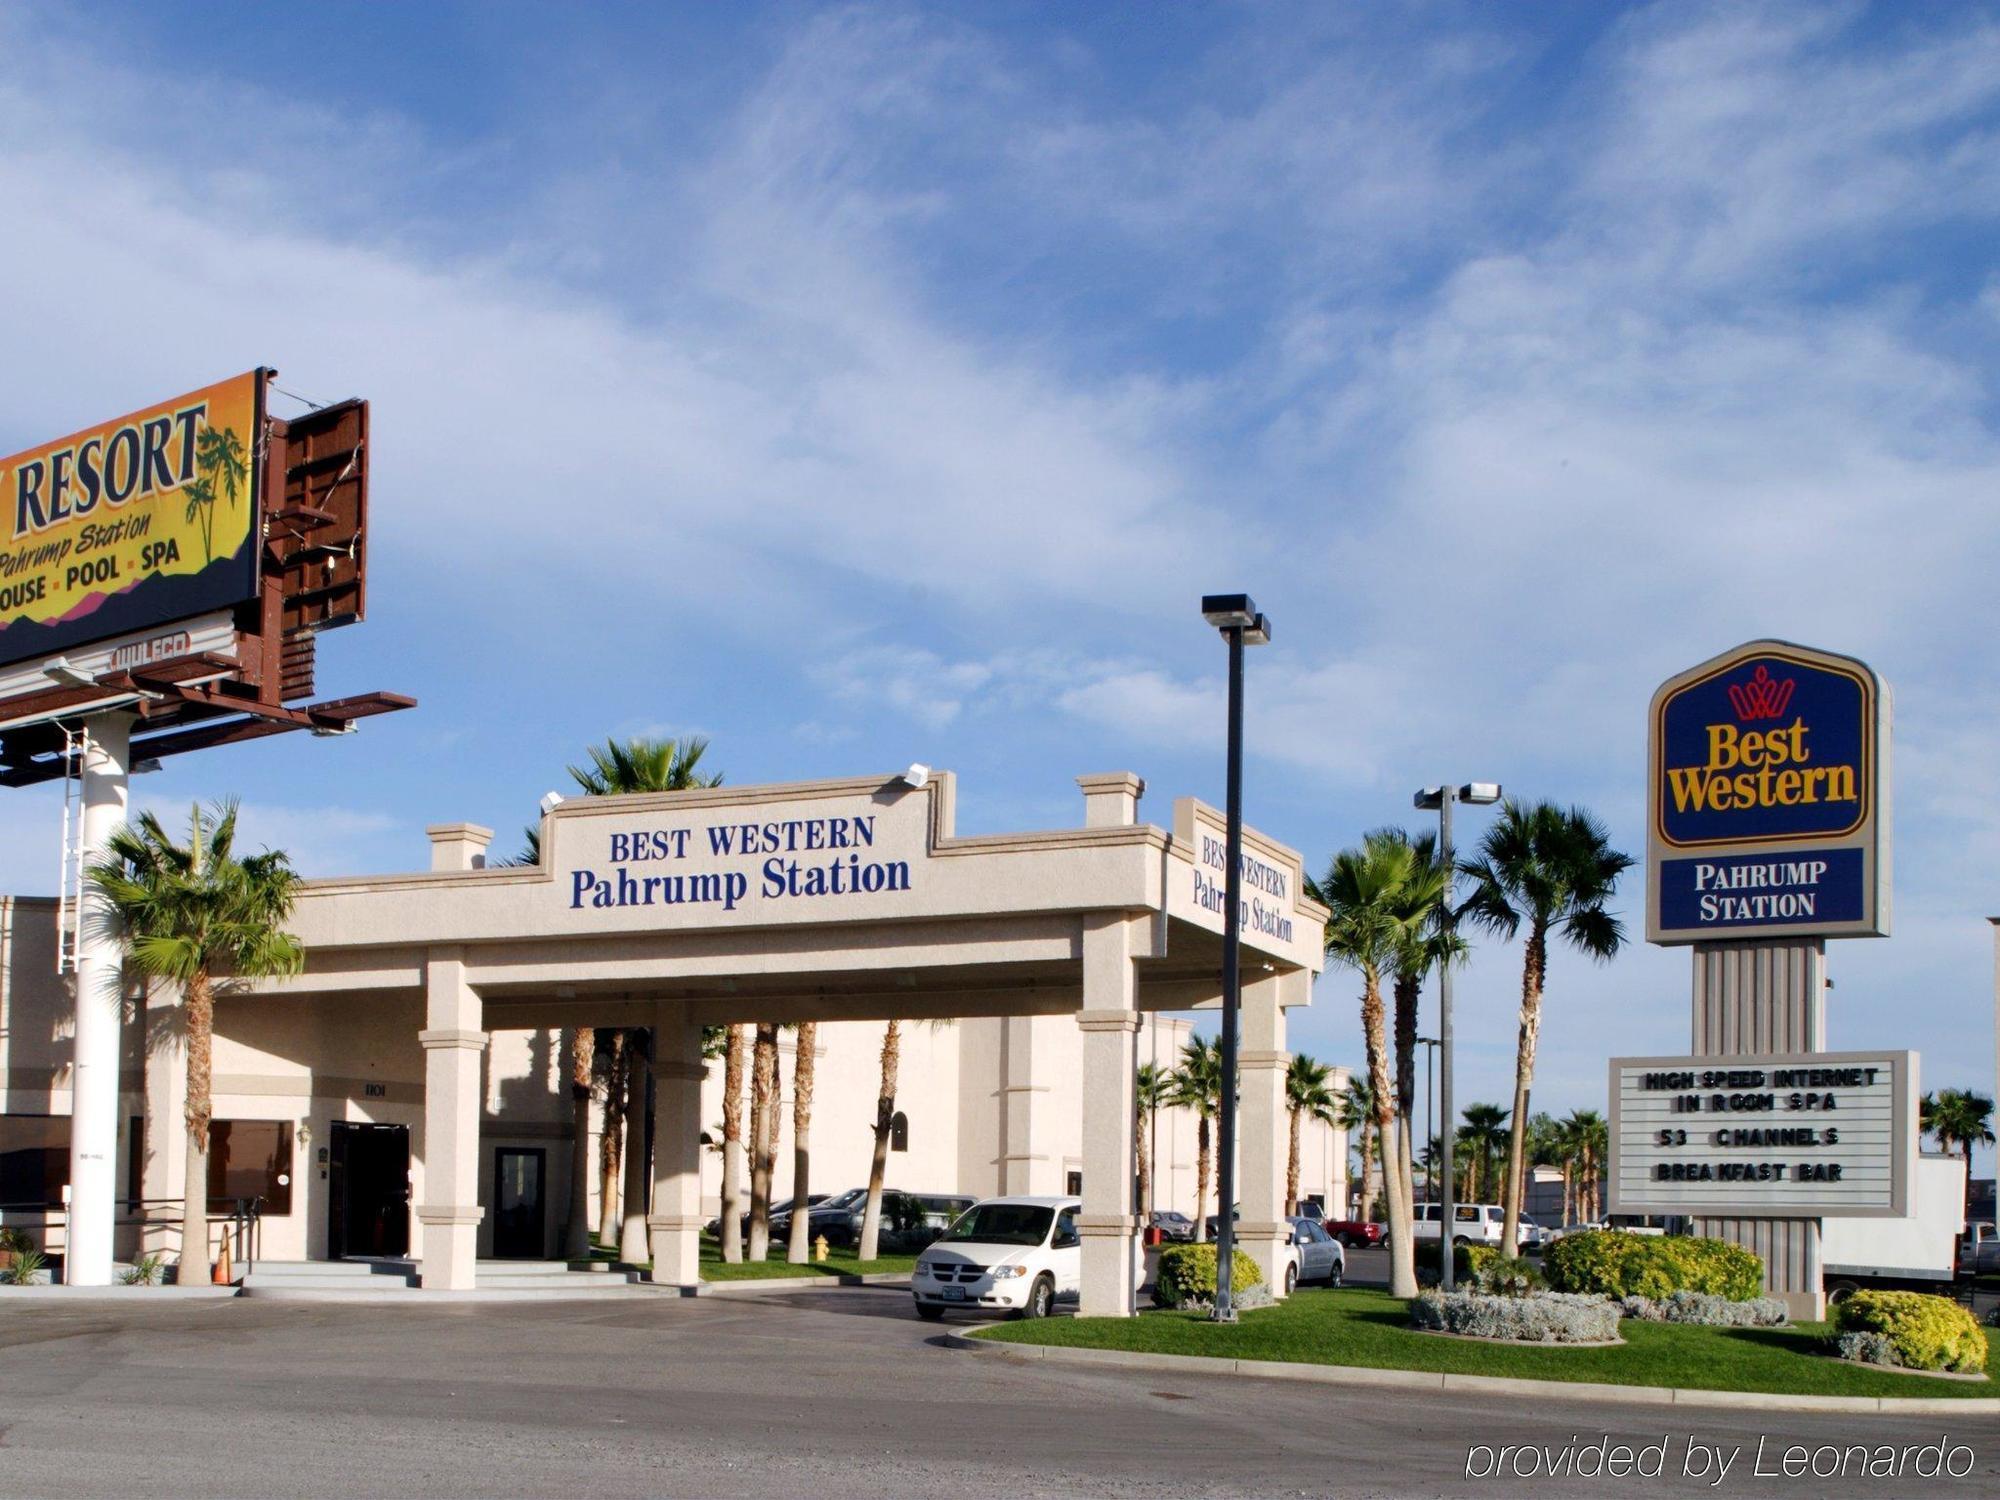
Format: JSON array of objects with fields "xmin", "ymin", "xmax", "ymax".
[
  {"xmin": 698, "ymin": 1237, "xmax": 917, "ymax": 1282},
  {"xmin": 975, "ymin": 1288, "xmax": 1999, "ymax": 1401}
]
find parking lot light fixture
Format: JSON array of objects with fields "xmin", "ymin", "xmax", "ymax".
[
  {"xmin": 1411, "ymin": 780, "xmax": 1500, "ymax": 1292},
  {"xmin": 1201, "ymin": 593, "xmax": 1270, "ymax": 1323}
]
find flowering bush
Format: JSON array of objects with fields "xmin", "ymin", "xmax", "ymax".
[
  {"xmin": 1832, "ymin": 1291, "xmax": 1987, "ymax": 1374},
  {"xmin": 1154, "ymin": 1243, "xmax": 1264, "ymax": 1309},
  {"xmin": 1618, "ymin": 1291, "xmax": 1787, "ymax": 1327},
  {"xmin": 1543, "ymin": 1231, "xmax": 1762, "ymax": 1301},
  {"xmin": 1410, "ymin": 1290, "xmax": 1620, "ymax": 1343}
]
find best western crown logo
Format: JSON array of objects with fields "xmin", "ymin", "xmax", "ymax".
[
  {"xmin": 1726, "ymin": 665, "xmax": 1794, "ymax": 722},
  {"xmin": 1655, "ymin": 652, "xmax": 1870, "ymax": 847}
]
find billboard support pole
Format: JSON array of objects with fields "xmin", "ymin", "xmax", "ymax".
[
  {"xmin": 1688, "ymin": 938, "xmax": 1827, "ymax": 1322},
  {"xmin": 65, "ymin": 711, "xmax": 133, "ymax": 1287}
]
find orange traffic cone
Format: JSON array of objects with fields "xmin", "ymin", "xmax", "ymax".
[{"xmin": 212, "ymin": 1238, "xmax": 233, "ymax": 1285}]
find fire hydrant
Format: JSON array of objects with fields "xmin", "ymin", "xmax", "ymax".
[{"xmin": 814, "ymin": 1234, "xmax": 830, "ymax": 1263}]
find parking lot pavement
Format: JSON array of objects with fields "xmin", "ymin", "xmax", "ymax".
[{"xmin": 0, "ymin": 1287, "xmax": 1991, "ymax": 1498}]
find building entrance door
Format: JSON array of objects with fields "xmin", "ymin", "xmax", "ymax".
[
  {"xmin": 328, "ymin": 1122, "xmax": 410, "ymax": 1258},
  {"xmin": 492, "ymin": 1147, "xmax": 545, "ymax": 1259}
]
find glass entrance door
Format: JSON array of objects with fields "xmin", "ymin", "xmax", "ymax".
[
  {"xmin": 328, "ymin": 1122, "xmax": 410, "ymax": 1258},
  {"xmin": 492, "ymin": 1147, "xmax": 546, "ymax": 1259}
]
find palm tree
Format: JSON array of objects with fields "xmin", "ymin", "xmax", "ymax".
[
  {"xmin": 184, "ymin": 475, "xmax": 218, "ymax": 563},
  {"xmin": 1167, "ymin": 1036, "xmax": 1224, "ymax": 1241},
  {"xmin": 1135, "ymin": 1061, "xmax": 1172, "ymax": 1220},
  {"xmin": 1458, "ymin": 1103, "xmax": 1510, "ymax": 1205},
  {"xmin": 88, "ymin": 802, "xmax": 303, "ymax": 1278},
  {"xmin": 551, "ymin": 734, "xmax": 724, "ymax": 1258},
  {"xmin": 1458, "ymin": 799, "xmax": 1632, "ymax": 1257},
  {"xmin": 195, "ymin": 425, "xmax": 247, "ymax": 511},
  {"xmin": 1336, "ymin": 1077, "xmax": 1377, "ymax": 1220},
  {"xmin": 1285, "ymin": 1054, "xmax": 1338, "ymax": 1215},
  {"xmin": 746, "ymin": 1023, "xmax": 780, "ymax": 1260},
  {"xmin": 1312, "ymin": 831, "xmax": 1426, "ymax": 1296},
  {"xmin": 597, "ymin": 1030, "xmax": 627, "ymax": 1243},
  {"xmin": 719, "ymin": 1025, "xmax": 747, "ymax": 1261},
  {"xmin": 857, "ymin": 1020, "xmax": 903, "ymax": 1262},
  {"xmin": 1565, "ymin": 1108, "xmax": 1607, "ymax": 1221},
  {"xmin": 1922, "ymin": 1089, "xmax": 1996, "ymax": 1233},
  {"xmin": 785, "ymin": 1022, "xmax": 820, "ymax": 1264}
]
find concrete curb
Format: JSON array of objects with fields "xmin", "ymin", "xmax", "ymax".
[
  {"xmin": 688, "ymin": 1273, "xmax": 912, "ymax": 1297},
  {"xmin": 945, "ymin": 1335, "xmax": 2000, "ymax": 1415},
  {"xmin": 0, "ymin": 1284, "xmax": 241, "ymax": 1301}
]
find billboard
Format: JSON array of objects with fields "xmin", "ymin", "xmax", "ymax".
[
  {"xmin": 1646, "ymin": 640, "xmax": 1890, "ymax": 943},
  {"xmin": 1607, "ymin": 1051, "xmax": 1915, "ymax": 1218},
  {"xmin": 0, "ymin": 370, "xmax": 267, "ymax": 672}
]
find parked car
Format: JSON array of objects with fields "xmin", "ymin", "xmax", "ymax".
[
  {"xmin": 1148, "ymin": 1209, "xmax": 1195, "ymax": 1243},
  {"xmin": 1959, "ymin": 1220, "xmax": 2000, "ymax": 1276},
  {"xmin": 1282, "ymin": 1216, "xmax": 1345, "ymax": 1294},
  {"xmin": 1411, "ymin": 1202, "xmax": 1506, "ymax": 1246},
  {"xmin": 819, "ymin": 1190, "xmax": 976, "ymax": 1252},
  {"xmin": 912, "ymin": 1197, "xmax": 1084, "ymax": 1320},
  {"xmin": 1202, "ymin": 1204, "xmax": 1242, "ymax": 1240},
  {"xmin": 768, "ymin": 1189, "xmax": 854, "ymax": 1241},
  {"xmin": 706, "ymin": 1193, "xmax": 830, "ymax": 1241},
  {"xmin": 1295, "ymin": 1197, "xmax": 1328, "ymax": 1222},
  {"xmin": 1322, "ymin": 1217, "xmax": 1385, "ymax": 1249},
  {"xmin": 1516, "ymin": 1214, "xmax": 1548, "ymax": 1252}
]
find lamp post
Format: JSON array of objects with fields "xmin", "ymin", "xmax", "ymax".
[
  {"xmin": 1412, "ymin": 780, "xmax": 1500, "ymax": 1292},
  {"xmin": 1416, "ymin": 1035, "xmax": 1440, "ymax": 1204},
  {"xmin": 1200, "ymin": 593, "xmax": 1270, "ymax": 1324}
]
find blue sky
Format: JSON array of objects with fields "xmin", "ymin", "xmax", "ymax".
[{"xmin": 3, "ymin": 1, "xmax": 1997, "ymax": 1168}]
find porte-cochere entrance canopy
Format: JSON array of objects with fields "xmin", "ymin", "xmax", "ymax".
[{"xmin": 258, "ymin": 771, "xmax": 1328, "ymax": 1313}]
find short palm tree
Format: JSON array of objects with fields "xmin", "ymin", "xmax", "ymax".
[
  {"xmin": 1922, "ymin": 1089, "xmax": 1996, "ymax": 1232},
  {"xmin": 1285, "ymin": 1055, "xmax": 1338, "ymax": 1216},
  {"xmin": 1312, "ymin": 831, "xmax": 1426, "ymax": 1296},
  {"xmin": 1458, "ymin": 799, "xmax": 1632, "ymax": 1257},
  {"xmin": 1458, "ymin": 1102, "xmax": 1510, "ymax": 1205},
  {"xmin": 1384, "ymin": 830, "xmax": 1457, "ymax": 1225},
  {"xmin": 89, "ymin": 802, "xmax": 303, "ymax": 1278},
  {"xmin": 1167, "ymin": 1036, "xmax": 1224, "ymax": 1240},
  {"xmin": 856, "ymin": 1019, "xmax": 952, "ymax": 1260},
  {"xmin": 1565, "ymin": 1108, "xmax": 1607, "ymax": 1220},
  {"xmin": 1135, "ymin": 1062, "xmax": 1172, "ymax": 1220}
]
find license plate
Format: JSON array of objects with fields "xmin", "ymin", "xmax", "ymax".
[{"xmin": 939, "ymin": 1286, "xmax": 965, "ymax": 1301}]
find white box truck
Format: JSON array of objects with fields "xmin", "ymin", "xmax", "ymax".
[{"xmin": 1820, "ymin": 1154, "xmax": 1966, "ymax": 1301}]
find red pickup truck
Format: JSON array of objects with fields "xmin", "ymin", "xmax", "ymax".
[{"xmin": 1322, "ymin": 1218, "xmax": 1385, "ymax": 1248}]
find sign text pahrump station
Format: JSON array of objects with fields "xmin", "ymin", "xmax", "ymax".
[
  {"xmin": 569, "ymin": 813, "xmax": 912, "ymax": 912},
  {"xmin": 1645, "ymin": 640, "xmax": 1889, "ymax": 943},
  {"xmin": 1192, "ymin": 832, "xmax": 1295, "ymax": 945}
]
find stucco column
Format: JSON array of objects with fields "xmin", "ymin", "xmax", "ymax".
[
  {"xmin": 1237, "ymin": 968, "xmax": 1291, "ymax": 1297},
  {"xmin": 647, "ymin": 1003, "xmax": 705, "ymax": 1288},
  {"xmin": 417, "ymin": 949, "xmax": 485, "ymax": 1290},
  {"xmin": 1077, "ymin": 912, "xmax": 1141, "ymax": 1318},
  {"xmin": 618, "ymin": 1031, "xmax": 651, "ymax": 1264}
]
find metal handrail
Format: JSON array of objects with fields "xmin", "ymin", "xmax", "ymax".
[{"xmin": 0, "ymin": 1196, "xmax": 263, "ymax": 1280}]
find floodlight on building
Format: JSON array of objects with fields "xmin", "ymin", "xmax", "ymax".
[
  {"xmin": 42, "ymin": 658, "xmax": 98, "ymax": 689},
  {"xmin": 899, "ymin": 763, "xmax": 930, "ymax": 789},
  {"xmin": 540, "ymin": 790, "xmax": 566, "ymax": 815}
]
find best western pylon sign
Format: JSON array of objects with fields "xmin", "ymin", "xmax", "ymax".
[{"xmin": 1646, "ymin": 640, "xmax": 1890, "ymax": 943}]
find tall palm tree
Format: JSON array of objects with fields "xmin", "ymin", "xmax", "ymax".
[
  {"xmin": 1285, "ymin": 1055, "xmax": 1338, "ymax": 1215},
  {"xmin": 1336, "ymin": 1077, "xmax": 1377, "ymax": 1220},
  {"xmin": 719, "ymin": 1025, "xmax": 748, "ymax": 1262},
  {"xmin": 1167, "ymin": 1036, "xmax": 1224, "ymax": 1241},
  {"xmin": 597, "ymin": 1030, "xmax": 627, "ymax": 1243},
  {"xmin": 1135, "ymin": 1061, "xmax": 1172, "ymax": 1220},
  {"xmin": 1922, "ymin": 1089, "xmax": 1996, "ymax": 1233},
  {"xmin": 1312, "ymin": 831, "xmax": 1426, "ymax": 1296},
  {"xmin": 1458, "ymin": 1102, "xmax": 1510, "ymax": 1205},
  {"xmin": 1384, "ymin": 830, "xmax": 1456, "ymax": 1225},
  {"xmin": 89, "ymin": 802, "xmax": 303, "ymax": 1278},
  {"xmin": 552, "ymin": 734, "xmax": 724, "ymax": 1258},
  {"xmin": 746, "ymin": 1023, "xmax": 780, "ymax": 1260},
  {"xmin": 1566, "ymin": 1108, "xmax": 1607, "ymax": 1221},
  {"xmin": 785, "ymin": 1021, "xmax": 820, "ymax": 1264},
  {"xmin": 857, "ymin": 1020, "xmax": 903, "ymax": 1262},
  {"xmin": 1458, "ymin": 799, "xmax": 1632, "ymax": 1257}
]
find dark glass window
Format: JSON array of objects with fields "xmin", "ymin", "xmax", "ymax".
[
  {"xmin": 889, "ymin": 1111, "xmax": 908, "ymax": 1152},
  {"xmin": 127, "ymin": 1115, "xmax": 144, "ymax": 1209},
  {"xmin": 207, "ymin": 1121, "xmax": 294, "ymax": 1216},
  {"xmin": 0, "ymin": 1114, "xmax": 69, "ymax": 1208}
]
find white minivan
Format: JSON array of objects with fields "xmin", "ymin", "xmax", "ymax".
[
  {"xmin": 910, "ymin": 1196, "xmax": 1087, "ymax": 1320},
  {"xmin": 1410, "ymin": 1202, "xmax": 1507, "ymax": 1246}
]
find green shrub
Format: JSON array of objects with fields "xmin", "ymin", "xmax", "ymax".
[
  {"xmin": 1413, "ymin": 1241, "xmax": 1490, "ymax": 1281},
  {"xmin": 1470, "ymin": 1254, "xmax": 1543, "ymax": 1296},
  {"xmin": 1542, "ymin": 1230, "xmax": 1762, "ymax": 1301},
  {"xmin": 121, "ymin": 1254, "xmax": 165, "ymax": 1287},
  {"xmin": 0, "ymin": 1226, "xmax": 33, "ymax": 1258},
  {"xmin": 1154, "ymin": 1242, "xmax": 1264, "ymax": 1309},
  {"xmin": 1833, "ymin": 1291, "xmax": 1988, "ymax": 1374},
  {"xmin": 1, "ymin": 1249, "xmax": 45, "ymax": 1285}
]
